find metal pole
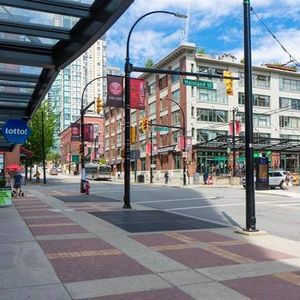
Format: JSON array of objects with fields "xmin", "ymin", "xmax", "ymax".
[
  {"xmin": 232, "ymin": 109, "xmax": 236, "ymax": 177},
  {"xmin": 123, "ymin": 10, "xmax": 186, "ymax": 209},
  {"xmin": 150, "ymin": 121, "xmax": 153, "ymax": 183},
  {"xmin": 244, "ymin": 0, "xmax": 257, "ymax": 231},
  {"xmin": 41, "ymin": 110, "xmax": 46, "ymax": 184}
]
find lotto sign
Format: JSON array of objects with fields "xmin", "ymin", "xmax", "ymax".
[{"xmin": 2, "ymin": 119, "xmax": 31, "ymax": 144}]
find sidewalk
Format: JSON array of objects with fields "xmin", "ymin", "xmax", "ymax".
[{"xmin": 1, "ymin": 188, "xmax": 300, "ymax": 299}]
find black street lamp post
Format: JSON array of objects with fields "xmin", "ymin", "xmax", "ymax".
[
  {"xmin": 124, "ymin": 11, "xmax": 187, "ymax": 208},
  {"xmin": 232, "ymin": 107, "xmax": 239, "ymax": 177},
  {"xmin": 149, "ymin": 120, "xmax": 153, "ymax": 183},
  {"xmin": 80, "ymin": 76, "xmax": 105, "ymax": 193},
  {"xmin": 243, "ymin": 0, "xmax": 257, "ymax": 231}
]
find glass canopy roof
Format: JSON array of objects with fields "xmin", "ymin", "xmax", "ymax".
[{"xmin": 0, "ymin": 0, "xmax": 133, "ymax": 151}]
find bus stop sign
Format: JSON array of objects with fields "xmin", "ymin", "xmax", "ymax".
[{"xmin": 2, "ymin": 119, "xmax": 31, "ymax": 144}]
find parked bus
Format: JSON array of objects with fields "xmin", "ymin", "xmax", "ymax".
[{"xmin": 85, "ymin": 163, "xmax": 111, "ymax": 180}]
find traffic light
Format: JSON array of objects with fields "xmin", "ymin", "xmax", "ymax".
[
  {"xmin": 96, "ymin": 97, "xmax": 103, "ymax": 114},
  {"xmin": 130, "ymin": 126, "xmax": 137, "ymax": 144},
  {"xmin": 79, "ymin": 144, "xmax": 84, "ymax": 154},
  {"xmin": 139, "ymin": 117, "xmax": 149, "ymax": 133},
  {"xmin": 223, "ymin": 70, "xmax": 233, "ymax": 96}
]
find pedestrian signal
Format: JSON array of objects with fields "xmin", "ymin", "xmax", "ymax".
[
  {"xmin": 139, "ymin": 117, "xmax": 149, "ymax": 133},
  {"xmin": 223, "ymin": 70, "xmax": 233, "ymax": 96},
  {"xmin": 130, "ymin": 126, "xmax": 137, "ymax": 144},
  {"xmin": 79, "ymin": 144, "xmax": 84, "ymax": 154},
  {"xmin": 96, "ymin": 97, "xmax": 103, "ymax": 114}
]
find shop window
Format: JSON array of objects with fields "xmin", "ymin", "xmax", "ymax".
[{"xmin": 159, "ymin": 75, "xmax": 168, "ymax": 90}]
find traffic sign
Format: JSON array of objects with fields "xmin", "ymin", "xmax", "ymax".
[
  {"xmin": 183, "ymin": 79, "xmax": 216, "ymax": 89},
  {"xmin": 153, "ymin": 127, "xmax": 169, "ymax": 132},
  {"xmin": 2, "ymin": 119, "xmax": 31, "ymax": 144}
]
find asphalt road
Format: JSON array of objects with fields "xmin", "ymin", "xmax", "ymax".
[{"xmin": 31, "ymin": 174, "xmax": 300, "ymax": 242}]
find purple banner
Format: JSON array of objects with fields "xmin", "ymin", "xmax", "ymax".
[
  {"xmin": 107, "ymin": 75, "xmax": 124, "ymax": 108},
  {"xmin": 71, "ymin": 123, "xmax": 80, "ymax": 141}
]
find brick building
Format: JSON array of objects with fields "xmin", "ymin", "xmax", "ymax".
[{"xmin": 60, "ymin": 116, "xmax": 104, "ymax": 174}]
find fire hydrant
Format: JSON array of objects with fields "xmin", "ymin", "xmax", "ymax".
[{"xmin": 84, "ymin": 180, "xmax": 90, "ymax": 195}]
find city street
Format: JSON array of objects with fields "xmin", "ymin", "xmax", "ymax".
[{"xmin": 34, "ymin": 174, "xmax": 300, "ymax": 241}]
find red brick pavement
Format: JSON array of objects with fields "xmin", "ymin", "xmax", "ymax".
[
  {"xmin": 222, "ymin": 274, "xmax": 300, "ymax": 300},
  {"xmin": 81, "ymin": 288, "xmax": 194, "ymax": 300}
]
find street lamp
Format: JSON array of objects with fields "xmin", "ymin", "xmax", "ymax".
[
  {"xmin": 80, "ymin": 76, "xmax": 106, "ymax": 193},
  {"xmin": 162, "ymin": 97, "xmax": 187, "ymax": 186},
  {"xmin": 124, "ymin": 10, "xmax": 186, "ymax": 208}
]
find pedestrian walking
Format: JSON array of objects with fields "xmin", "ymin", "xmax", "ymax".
[
  {"xmin": 285, "ymin": 172, "xmax": 292, "ymax": 190},
  {"xmin": 34, "ymin": 170, "xmax": 40, "ymax": 183},
  {"xmin": 13, "ymin": 171, "xmax": 23, "ymax": 198},
  {"xmin": 203, "ymin": 169, "xmax": 209, "ymax": 184},
  {"xmin": 164, "ymin": 170, "xmax": 169, "ymax": 184}
]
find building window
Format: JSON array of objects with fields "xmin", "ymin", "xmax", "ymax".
[
  {"xmin": 238, "ymin": 92, "xmax": 270, "ymax": 107},
  {"xmin": 172, "ymin": 89, "xmax": 180, "ymax": 104},
  {"xmin": 141, "ymin": 158, "xmax": 146, "ymax": 171},
  {"xmin": 239, "ymin": 72, "xmax": 270, "ymax": 88},
  {"xmin": 148, "ymin": 82, "xmax": 156, "ymax": 96},
  {"xmin": 280, "ymin": 97, "xmax": 300, "ymax": 110},
  {"xmin": 131, "ymin": 111, "xmax": 136, "ymax": 123},
  {"xmin": 280, "ymin": 116, "xmax": 300, "ymax": 129},
  {"xmin": 197, "ymin": 109, "xmax": 228, "ymax": 123},
  {"xmin": 191, "ymin": 106, "xmax": 194, "ymax": 117},
  {"xmin": 174, "ymin": 154, "xmax": 181, "ymax": 169},
  {"xmin": 198, "ymin": 88, "xmax": 227, "ymax": 104},
  {"xmin": 196, "ymin": 130, "xmax": 227, "ymax": 142},
  {"xmin": 172, "ymin": 110, "xmax": 181, "ymax": 125},
  {"xmin": 280, "ymin": 78, "xmax": 300, "ymax": 92},
  {"xmin": 149, "ymin": 101, "xmax": 156, "ymax": 115},
  {"xmin": 173, "ymin": 130, "xmax": 180, "ymax": 143},
  {"xmin": 159, "ymin": 75, "xmax": 168, "ymax": 90},
  {"xmin": 171, "ymin": 67, "xmax": 180, "ymax": 83},
  {"xmin": 238, "ymin": 112, "xmax": 270, "ymax": 126}
]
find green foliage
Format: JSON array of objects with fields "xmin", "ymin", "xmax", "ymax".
[
  {"xmin": 98, "ymin": 157, "xmax": 107, "ymax": 165},
  {"xmin": 144, "ymin": 58, "xmax": 154, "ymax": 68},
  {"xmin": 196, "ymin": 48, "xmax": 206, "ymax": 55},
  {"xmin": 26, "ymin": 100, "xmax": 57, "ymax": 164},
  {"xmin": 47, "ymin": 151, "xmax": 60, "ymax": 164}
]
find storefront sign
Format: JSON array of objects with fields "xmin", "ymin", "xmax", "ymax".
[
  {"xmin": 71, "ymin": 123, "xmax": 80, "ymax": 141},
  {"xmin": 130, "ymin": 78, "xmax": 145, "ymax": 110},
  {"xmin": 107, "ymin": 75, "xmax": 124, "ymax": 108},
  {"xmin": 72, "ymin": 155, "xmax": 79, "ymax": 163},
  {"xmin": 2, "ymin": 119, "xmax": 31, "ymax": 144},
  {"xmin": 157, "ymin": 145, "xmax": 177, "ymax": 154}
]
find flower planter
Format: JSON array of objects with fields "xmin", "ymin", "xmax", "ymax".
[{"xmin": 0, "ymin": 188, "xmax": 12, "ymax": 207}]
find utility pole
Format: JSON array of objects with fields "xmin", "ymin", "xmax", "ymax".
[
  {"xmin": 232, "ymin": 107, "xmax": 238, "ymax": 176},
  {"xmin": 150, "ymin": 120, "xmax": 153, "ymax": 183},
  {"xmin": 244, "ymin": 0, "xmax": 257, "ymax": 231},
  {"xmin": 41, "ymin": 110, "xmax": 46, "ymax": 184}
]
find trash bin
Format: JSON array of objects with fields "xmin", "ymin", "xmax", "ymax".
[
  {"xmin": 193, "ymin": 173, "xmax": 200, "ymax": 184},
  {"xmin": 137, "ymin": 174, "xmax": 145, "ymax": 183}
]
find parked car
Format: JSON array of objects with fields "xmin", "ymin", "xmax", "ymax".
[
  {"xmin": 241, "ymin": 170, "xmax": 288, "ymax": 189},
  {"xmin": 50, "ymin": 168, "xmax": 58, "ymax": 175}
]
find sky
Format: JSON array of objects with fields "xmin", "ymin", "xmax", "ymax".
[{"xmin": 106, "ymin": 0, "xmax": 300, "ymax": 71}]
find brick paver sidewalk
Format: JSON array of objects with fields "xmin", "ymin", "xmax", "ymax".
[{"xmin": 2, "ymin": 189, "xmax": 300, "ymax": 300}]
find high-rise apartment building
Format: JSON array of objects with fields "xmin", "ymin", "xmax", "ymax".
[{"xmin": 49, "ymin": 36, "xmax": 107, "ymax": 150}]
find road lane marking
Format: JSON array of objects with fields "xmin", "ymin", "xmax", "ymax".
[{"xmin": 135, "ymin": 197, "xmax": 219, "ymax": 204}]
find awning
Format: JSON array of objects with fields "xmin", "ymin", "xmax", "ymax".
[
  {"xmin": 0, "ymin": 0, "xmax": 133, "ymax": 151},
  {"xmin": 20, "ymin": 145, "xmax": 33, "ymax": 159}
]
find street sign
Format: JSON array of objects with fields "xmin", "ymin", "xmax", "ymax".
[
  {"xmin": 2, "ymin": 119, "xmax": 31, "ymax": 144},
  {"xmin": 72, "ymin": 155, "xmax": 79, "ymax": 163},
  {"xmin": 153, "ymin": 127, "xmax": 169, "ymax": 132},
  {"xmin": 183, "ymin": 79, "xmax": 216, "ymax": 90}
]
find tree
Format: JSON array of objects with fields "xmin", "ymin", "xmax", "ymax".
[
  {"xmin": 26, "ymin": 100, "xmax": 57, "ymax": 165},
  {"xmin": 196, "ymin": 48, "xmax": 206, "ymax": 55},
  {"xmin": 47, "ymin": 151, "xmax": 60, "ymax": 165},
  {"xmin": 145, "ymin": 58, "xmax": 154, "ymax": 68}
]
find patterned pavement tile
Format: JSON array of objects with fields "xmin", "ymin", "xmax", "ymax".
[
  {"xmin": 80, "ymin": 287, "xmax": 194, "ymax": 300},
  {"xmin": 29, "ymin": 225, "xmax": 88, "ymax": 236},
  {"xmin": 25, "ymin": 217, "xmax": 74, "ymax": 225},
  {"xmin": 178, "ymin": 230, "xmax": 237, "ymax": 243},
  {"xmin": 49, "ymin": 254, "xmax": 150, "ymax": 283},
  {"xmin": 39, "ymin": 238, "xmax": 118, "ymax": 253},
  {"xmin": 159, "ymin": 247, "xmax": 238, "ymax": 268},
  {"xmin": 130, "ymin": 233, "xmax": 191, "ymax": 247},
  {"xmin": 219, "ymin": 243, "xmax": 294, "ymax": 262},
  {"xmin": 222, "ymin": 274, "xmax": 300, "ymax": 300},
  {"xmin": 18, "ymin": 210, "xmax": 62, "ymax": 217}
]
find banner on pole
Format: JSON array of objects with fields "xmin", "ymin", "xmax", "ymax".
[
  {"xmin": 145, "ymin": 143, "xmax": 151, "ymax": 155},
  {"xmin": 84, "ymin": 123, "xmax": 94, "ymax": 142},
  {"xmin": 71, "ymin": 123, "xmax": 80, "ymax": 141},
  {"xmin": 130, "ymin": 78, "xmax": 145, "ymax": 110},
  {"xmin": 107, "ymin": 75, "xmax": 124, "ymax": 108},
  {"xmin": 229, "ymin": 120, "xmax": 241, "ymax": 136}
]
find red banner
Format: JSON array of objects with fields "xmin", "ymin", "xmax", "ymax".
[
  {"xmin": 145, "ymin": 143, "xmax": 151, "ymax": 155},
  {"xmin": 130, "ymin": 78, "xmax": 145, "ymax": 110},
  {"xmin": 71, "ymin": 123, "xmax": 80, "ymax": 141},
  {"xmin": 84, "ymin": 124, "xmax": 94, "ymax": 142},
  {"xmin": 107, "ymin": 75, "xmax": 124, "ymax": 108},
  {"xmin": 178, "ymin": 136, "xmax": 185, "ymax": 150},
  {"xmin": 229, "ymin": 120, "xmax": 241, "ymax": 136}
]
